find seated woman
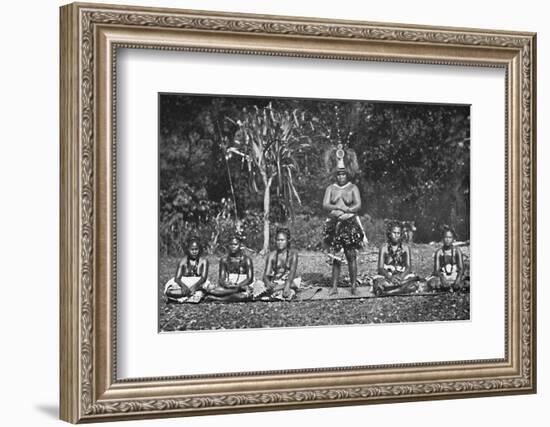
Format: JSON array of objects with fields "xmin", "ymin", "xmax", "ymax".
[
  {"xmin": 164, "ymin": 237, "xmax": 210, "ymax": 303},
  {"xmin": 203, "ymin": 234, "xmax": 254, "ymax": 302},
  {"xmin": 322, "ymin": 166, "xmax": 364, "ymax": 295},
  {"xmin": 373, "ymin": 222, "xmax": 420, "ymax": 296},
  {"xmin": 428, "ymin": 226, "xmax": 465, "ymax": 292},
  {"xmin": 253, "ymin": 227, "xmax": 301, "ymax": 301}
]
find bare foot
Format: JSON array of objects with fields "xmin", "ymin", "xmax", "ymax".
[
  {"xmin": 329, "ymin": 287, "xmax": 338, "ymax": 296},
  {"xmin": 350, "ymin": 286, "xmax": 358, "ymax": 296}
]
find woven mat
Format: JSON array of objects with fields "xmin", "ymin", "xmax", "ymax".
[
  {"xmin": 296, "ymin": 286, "xmax": 372, "ymax": 300},
  {"xmin": 295, "ymin": 285, "xmax": 439, "ymax": 301},
  {"xmin": 175, "ymin": 284, "xmax": 450, "ymax": 304}
]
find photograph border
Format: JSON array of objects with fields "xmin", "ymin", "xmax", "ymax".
[
  {"xmin": 156, "ymin": 91, "xmax": 473, "ymax": 332},
  {"xmin": 60, "ymin": 2, "xmax": 536, "ymax": 423}
]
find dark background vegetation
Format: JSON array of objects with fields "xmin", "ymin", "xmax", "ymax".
[{"xmin": 159, "ymin": 93, "xmax": 470, "ymax": 255}]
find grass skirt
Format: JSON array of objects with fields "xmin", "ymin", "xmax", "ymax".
[{"xmin": 323, "ymin": 216, "xmax": 364, "ymax": 251}]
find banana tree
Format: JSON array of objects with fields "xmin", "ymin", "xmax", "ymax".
[{"xmin": 226, "ymin": 103, "xmax": 312, "ymax": 254}]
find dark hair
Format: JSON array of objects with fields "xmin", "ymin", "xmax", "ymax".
[
  {"xmin": 275, "ymin": 226, "xmax": 291, "ymax": 248},
  {"xmin": 386, "ymin": 221, "xmax": 403, "ymax": 241},
  {"xmin": 185, "ymin": 236, "xmax": 202, "ymax": 257},
  {"xmin": 332, "ymin": 167, "xmax": 354, "ymax": 182},
  {"xmin": 441, "ymin": 225, "xmax": 457, "ymax": 240},
  {"xmin": 227, "ymin": 232, "xmax": 243, "ymax": 245}
]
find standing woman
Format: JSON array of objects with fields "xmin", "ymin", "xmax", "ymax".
[{"xmin": 322, "ymin": 165, "xmax": 364, "ymax": 295}]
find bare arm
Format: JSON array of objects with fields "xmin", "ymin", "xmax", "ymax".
[
  {"xmin": 173, "ymin": 256, "xmax": 191, "ymax": 296},
  {"xmin": 174, "ymin": 257, "xmax": 186, "ymax": 286},
  {"xmin": 218, "ymin": 257, "xmax": 228, "ymax": 288},
  {"xmin": 377, "ymin": 245, "xmax": 391, "ymax": 278},
  {"xmin": 403, "ymin": 245, "xmax": 412, "ymax": 275},
  {"xmin": 283, "ymin": 251, "xmax": 299, "ymax": 295},
  {"xmin": 262, "ymin": 252, "xmax": 275, "ymax": 289},
  {"xmin": 455, "ymin": 247, "xmax": 465, "ymax": 284},
  {"xmin": 237, "ymin": 257, "xmax": 254, "ymax": 289},
  {"xmin": 433, "ymin": 249, "xmax": 441, "ymax": 276},
  {"xmin": 344, "ymin": 185, "xmax": 362, "ymax": 213}
]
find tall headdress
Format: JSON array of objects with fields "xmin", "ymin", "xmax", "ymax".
[{"xmin": 323, "ymin": 105, "xmax": 360, "ymax": 177}]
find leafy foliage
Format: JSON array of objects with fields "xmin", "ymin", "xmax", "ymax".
[
  {"xmin": 225, "ymin": 103, "xmax": 315, "ymax": 252},
  {"xmin": 159, "ymin": 95, "xmax": 470, "ymax": 255},
  {"xmin": 353, "ymin": 103, "xmax": 470, "ymax": 241}
]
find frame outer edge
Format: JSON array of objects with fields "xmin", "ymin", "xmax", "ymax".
[
  {"xmin": 60, "ymin": 3, "xmax": 81, "ymax": 424},
  {"xmin": 529, "ymin": 33, "xmax": 537, "ymax": 393},
  {"xmin": 67, "ymin": 1, "xmax": 537, "ymax": 37},
  {"xmin": 60, "ymin": 2, "xmax": 537, "ymax": 422}
]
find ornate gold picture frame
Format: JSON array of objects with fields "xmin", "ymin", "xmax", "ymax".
[{"xmin": 60, "ymin": 2, "xmax": 536, "ymax": 423}]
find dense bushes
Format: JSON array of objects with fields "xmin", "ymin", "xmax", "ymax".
[
  {"xmin": 159, "ymin": 95, "xmax": 470, "ymax": 255},
  {"xmin": 160, "ymin": 206, "xmax": 392, "ymax": 256}
]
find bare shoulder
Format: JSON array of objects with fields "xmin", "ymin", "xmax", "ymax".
[
  {"xmin": 264, "ymin": 251, "xmax": 276, "ymax": 265},
  {"xmin": 178, "ymin": 255, "xmax": 188, "ymax": 266},
  {"xmin": 401, "ymin": 243, "xmax": 411, "ymax": 254}
]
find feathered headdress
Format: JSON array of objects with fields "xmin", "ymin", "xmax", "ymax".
[{"xmin": 323, "ymin": 106, "xmax": 360, "ymax": 177}]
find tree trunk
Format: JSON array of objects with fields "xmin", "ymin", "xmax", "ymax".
[{"xmin": 261, "ymin": 177, "xmax": 273, "ymax": 255}]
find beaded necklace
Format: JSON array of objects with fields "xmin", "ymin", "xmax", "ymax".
[
  {"xmin": 228, "ymin": 253, "xmax": 246, "ymax": 274},
  {"xmin": 272, "ymin": 249, "xmax": 289, "ymax": 278},
  {"xmin": 440, "ymin": 245, "xmax": 456, "ymax": 274},
  {"xmin": 386, "ymin": 241, "xmax": 405, "ymax": 267},
  {"xmin": 185, "ymin": 257, "xmax": 200, "ymax": 277}
]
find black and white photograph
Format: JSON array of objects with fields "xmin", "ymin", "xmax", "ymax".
[{"xmin": 158, "ymin": 93, "xmax": 471, "ymax": 332}]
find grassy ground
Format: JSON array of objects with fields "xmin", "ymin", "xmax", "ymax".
[{"xmin": 159, "ymin": 243, "xmax": 470, "ymax": 331}]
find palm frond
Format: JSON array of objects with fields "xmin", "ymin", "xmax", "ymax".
[{"xmin": 225, "ymin": 104, "xmax": 315, "ymax": 220}]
